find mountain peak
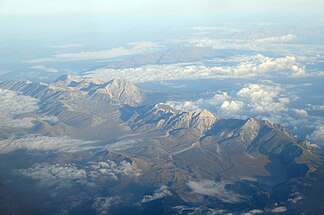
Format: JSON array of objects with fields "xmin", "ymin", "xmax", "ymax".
[
  {"xmin": 193, "ymin": 109, "xmax": 218, "ymax": 119},
  {"xmin": 87, "ymin": 78, "xmax": 144, "ymax": 105}
]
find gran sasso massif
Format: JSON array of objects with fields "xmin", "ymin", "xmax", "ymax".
[{"xmin": 0, "ymin": 75, "xmax": 322, "ymax": 215}]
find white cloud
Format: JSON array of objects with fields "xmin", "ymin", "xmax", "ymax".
[
  {"xmin": 28, "ymin": 42, "xmax": 162, "ymax": 62},
  {"xmin": 293, "ymin": 109, "xmax": 308, "ymax": 117},
  {"xmin": 0, "ymin": 89, "xmax": 58, "ymax": 129},
  {"xmin": 237, "ymin": 84, "xmax": 289, "ymax": 114},
  {"xmin": 86, "ymin": 54, "xmax": 308, "ymax": 83},
  {"xmin": 187, "ymin": 180, "xmax": 244, "ymax": 203},
  {"xmin": 220, "ymin": 100, "xmax": 243, "ymax": 113},
  {"xmin": 256, "ymin": 34, "xmax": 297, "ymax": 43},
  {"xmin": 306, "ymin": 104, "xmax": 324, "ymax": 111},
  {"xmin": 165, "ymin": 91, "xmax": 230, "ymax": 112},
  {"xmin": 18, "ymin": 163, "xmax": 87, "ymax": 181},
  {"xmin": 208, "ymin": 92, "xmax": 231, "ymax": 105},
  {"xmin": 0, "ymin": 89, "xmax": 39, "ymax": 128},
  {"xmin": 0, "ymin": 135, "xmax": 95, "ymax": 154},
  {"xmin": 291, "ymin": 65, "xmax": 307, "ymax": 77},
  {"xmin": 243, "ymin": 209, "xmax": 264, "ymax": 215},
  {"xmin": 92, "ymin": 196, "xmax": 120, "ymax": 215},
  {"xmin": 141, "ymin": 186, "xmax": 172, "ymax": 203},
  {"xmin": 88, "ymin": 160, "xmax": 141, "ymax": 180},
  {"xmin": 164, "ymin": 100, "xmax": 201, "ymax": 112},
  {"xmin": 307, "ymin": 125, "xmax": 324, "ymax": 145},
  {"xmin": 270, "ymin": 207, "xmax": 287, "ymax": 213}
]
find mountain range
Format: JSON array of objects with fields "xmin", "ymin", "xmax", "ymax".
[{"xmin": 0, "ymin": 75, "xmax": 322, "ymax": 215}]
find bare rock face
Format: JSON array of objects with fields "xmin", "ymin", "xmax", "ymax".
[
  {"xmin": 123, "ymin": 103, "xmax": 219, "ymax": 135},
  {"xmin": 0, "ymin": 75, "xmax": 145, "ymax": 106},
  {"xmin": 88, "ymin": 79, "xmax": 144, "ymax": 105}
]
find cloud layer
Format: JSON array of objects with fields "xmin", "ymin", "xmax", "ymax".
[
  {"xmin": 0, "ymin": 135, "xmax": 95, "ymax": 154},
  {"xmin": 86, "ymin": 54, "xmax": 313, "ymax": 83},
  {"xmin": 0, "ymin": 89, "xmax": 39, "ymax": 128},
  {"xmin": 28, "ymin": 42, "xmax": 162, "ymax": 62},
  {"xmin": 187, "ymin": 180, "xmax": 244, "ymax": 203},
  {"xmin": 16, "ymin": 160, "xmax": 141, "ymax": 184}
]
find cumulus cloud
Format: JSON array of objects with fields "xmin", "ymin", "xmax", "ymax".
[
  {"xmin": 187, "ymin": 180, "xmax": 244, "ymax": 203},
  {"xmin": 307, "ymin": 125, "xmax": 324, "ymax": 145},
  {"xmin": 237, "ymin": 84, "xmax": 290, "ymax": 114},
  {"xmin": 164, "ymin": 91, "xmax": 230, "ymax": 113},
  {"xmin": 86, "ymin": 54, "xmax": 308, "ymax": 83},
  {"xmin": 208, "ymin": 92, "xmax": 231, "ymax": 105},
  {"xmin": 92, "ymin": 196, "xmax": 121, "ymax": 215},
  {"xmin": 141, "ymin": 186, "xmax": 172, "ymax": 203},
  {"xmin": 293, "ymin": 109, "xmax": 308, "ymax": 117},
  {"xmin": 0, "ymin": 135, "xmax": 95, "ymax": 154},
  {"xmin": 291, "ymin": 65, "xmax": 307, "ymax": 77},
  {"xmin": 220, "ymin": 100, "xmax": 243, "ymax": 113},
  {"xmin": 28, "ymin": 42, "xmax": 162, "ymax": 62}
]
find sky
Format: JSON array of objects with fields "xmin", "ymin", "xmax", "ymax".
[
  {"xmin": 0, "ymin": 0, "xmax": 323, "ymax": 24},
  {"xmin": 0, "ymin": 0, "xmax": 323, "ymax": 15},
  {"xmin": 1, "ymin": 0, "xmax": 323, "ymax": 43}
]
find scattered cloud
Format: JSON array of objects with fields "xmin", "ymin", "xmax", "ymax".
[
  {"xmin": 16, "ymin": 160, "xmax": 141, "ymax": 185},
  {"xmin": 242, "ymin": 209, "xmax": 264, "ymax": 215},
  {"xmin": 307, "ymin": 125, "xmax": 324, "ymax": 145},
  {"xmin": 256, "ymin": 34, "xmax": 297, "ymax": 43},
  {"xmin": 165, "ymin": 91, "xmax": 230, "ymax": 112},
  {"xmin": 141, "ymin": 186, "xmax": 172, "ymax": 203},
  {"xmin": 18, "ymin": 163, "xmax": 87, "ymax": 181},
  {"xmin": 88, "ymin": 160, "xmax": 141, "ymax": 180},
  {"xmin": 208, "ymin": 92, "xmax": 231, "ymax": 105},
  {"xmin": 220, "ymin": 100, "xmax": 243, "ymax": 113},
  {"xmin": 270, "ymin": 207, "xmax": 287, "ymax": 213},
  {"xmin": 92, "ymin": 196, "xmax": 121, "ymax": 215},
  {"xmin": 293, "ymin": 109, "xmax": 308, "ymax": 118},
  {"xmin": 306, "ymin": 104, "xmax": 324, "ymax": 111},
  {"xmin": 237, "ymin": 84, "xmax": 290, "ymax": 114},
  {"xmin": 187, "ymin": 180, "xmax": 244, "ymax": 203}
]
